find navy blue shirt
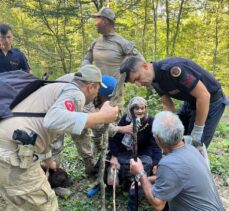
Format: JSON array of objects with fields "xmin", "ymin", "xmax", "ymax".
[
  {"xmin": 0, "ymin": 48, "xmax": 30, "ymax": 73},
  {"xmin": 152, "ymin": 58, "xmax": 221, "ymax": 106},
  {"xmin": 109, "ymin": 114, "xmax": 162, "ymax": 164}
]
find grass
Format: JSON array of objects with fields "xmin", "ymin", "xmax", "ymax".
[{"xmin": 58, "ymin": 108, "xmax": 229, "ymax": 211}]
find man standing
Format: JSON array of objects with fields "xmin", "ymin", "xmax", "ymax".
[
  {"xmin": 130, "ymin": 111, "xmax": 224, "ymax": 211},
  {"xmin": 0, "ymin": 65, "xmax": 118, "ymax": 210},
  {"xmin": 120, "ymin": 56, "xmax": 229, "ymax": 148},
  {"xmin": 82, "ymin": 7, "xmax": 145, "ymax": 116},
  {"xmin": 82, "ymin": 7, "xmax": 144, "ymax": 80},
  {"xmin": 0, "ymin": 24, "xmax": 30, "ymax": 73}
]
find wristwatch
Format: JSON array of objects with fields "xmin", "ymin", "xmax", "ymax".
[{"xmin": 135, "ymin": 170, "xmax": 146, "ymax": 182}]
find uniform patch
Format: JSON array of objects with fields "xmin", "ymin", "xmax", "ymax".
[
  {"xmin": 168, "ymin": 89, "xmax": 180, "ymax": 95},
  {"xmin": 170, "ymin": 66, "xmax": 182, "ymax": 77},
  {"xmin": 64, "ymin": 100, "xmax": 75, "ymax": 112},
  {"xmin": 181, "ymin": 73, "xmax": 196, "ymax": 88}
]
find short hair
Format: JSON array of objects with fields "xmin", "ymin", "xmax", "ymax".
[
  {"xmin": 152, "ymin": 111, "xmax": 184, "ymax": 146},
  {"xmin": 0, "ymin": 24, "xmax": 12, "ymax": 35},
  {"xmin": 120, "ymin": 56, "xmax": 144, "ymax": 81}
]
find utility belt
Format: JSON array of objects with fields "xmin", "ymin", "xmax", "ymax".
[
  {"xmin": 0, "ymin": 129, "xmax": 52, "ymax": 168},
  {"xmin": 210, "ymin": 89, "xmax": 223, "ymax": 103}
]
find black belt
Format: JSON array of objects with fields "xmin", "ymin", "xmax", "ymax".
[{"xmin": 210, "ymin": 89, "xmax": 223, "ymax": 103}]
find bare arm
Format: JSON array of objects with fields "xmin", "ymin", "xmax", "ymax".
[
  {"xmin": 161, "ymin": 95, "xmax": 175, "ymax": 112},
  {"xmin": 130, "ymin": 158, "xmax": 166, "ymax": 211},
  {"xmin": 190, "ymin": 81, "xmax": 210, "ymax": 126},
  {"xmin": 140, "ymin": 175, "xmax": 166, "ymax": 211}
]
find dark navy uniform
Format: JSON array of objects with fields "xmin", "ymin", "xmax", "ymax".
[
  {"xmin": 0, "ymin": 48, "xmax": 30, "ymax": 73},
  {"xmin": 152, "ymin": 57, "xmax": 228, "ymax": 147}
]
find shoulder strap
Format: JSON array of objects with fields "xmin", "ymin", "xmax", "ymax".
[
  {"xmin": 12, "ymin": 112, "xmax": 46, "ymax": 117},
  {"xmin": 10, "ymin": 80, "xmax": 77, "ymax": 118}
]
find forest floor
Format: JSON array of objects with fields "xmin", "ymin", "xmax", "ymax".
[{"xmin": 0, "ymin": 108, "xmax": 228, "ymax": 211}]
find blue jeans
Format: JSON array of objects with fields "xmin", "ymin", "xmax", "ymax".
[{"xmin": 177, "ymin": 96, "xmax": 228, "ymax": 148}]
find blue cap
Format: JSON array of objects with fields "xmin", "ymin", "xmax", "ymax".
[{"xmin": 99, "ymin": 75, "xmax": 117, "ymax": 98}]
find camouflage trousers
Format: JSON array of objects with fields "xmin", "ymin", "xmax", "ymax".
[
  {"xmin": 52, "ymin": 103, "xmax": 102, "ymax": 174},
  {"xmin": 51, "ymin": 102, "xmax": 119, "ymax": 174}
]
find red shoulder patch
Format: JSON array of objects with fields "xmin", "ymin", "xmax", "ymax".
[
  {"xmin": 181, "ymin": 73, "xmax": 196, "ymax": 88},
  {"xmin": 64, "ymin": 100, "xmax": 75, "ymax": 112}
]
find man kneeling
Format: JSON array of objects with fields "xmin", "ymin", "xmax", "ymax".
[{"xmin": 130, "ymin": 111, "xmax": 224, "ymax": 211}]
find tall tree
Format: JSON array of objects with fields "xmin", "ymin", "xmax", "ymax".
[
  {"xmin": 171, "ymin": 0, "xmax": 185, "ymax": 56},
  {"xmin": 165, "ymin": 0, "xmax": 170, "ymax": 56},
  {"xmin": 152, "ymin": 0, "xmax": 158, "ymax": 61}
]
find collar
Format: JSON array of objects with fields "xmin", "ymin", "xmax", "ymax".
[
  {"xmin": 151, "ymin": 62, "xmax": 163, "ymax": 82},
  {"xmin": 103, "ymin": 31, "xmax": 116, "ymax": 37},
  {"xmin": 171, "ymin": 143, "xmax": 185, "ymax": 152},
  {"xmin": 0, "ymin": 48, "xmax": 12, "ymax": 55}
]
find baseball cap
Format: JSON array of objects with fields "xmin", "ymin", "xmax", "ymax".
[
  {"xmin": 74, "ymin": 65, "xmax": 107, "ymax": 88},
  {"xmin": 99, "ymin": 75, "xmax": 117, "ymax": 98},
  {"xmin": 92, "ymin": 7, "xmax": 115, "ymax": 22}
]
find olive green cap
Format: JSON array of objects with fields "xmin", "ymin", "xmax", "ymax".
[{"xmin": 92, "ymin": 7, "xmax": 115, "ymax": 22}]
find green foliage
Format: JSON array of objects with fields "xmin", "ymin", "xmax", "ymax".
[
  {"xmin": 214, "ymin": 121, "xmax": 229, "ymax": 138},
  {"xmin": 209, "ymin": 138, "xmax": 229, "ymax": 179},
  {"xmin": 0, "ymin": 0, "xmax": 228, "ymax": 94}
]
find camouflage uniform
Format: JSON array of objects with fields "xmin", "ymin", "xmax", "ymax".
[{"xmin": 0, "ymin": 82, "xmax": 87, "ymax": 211}]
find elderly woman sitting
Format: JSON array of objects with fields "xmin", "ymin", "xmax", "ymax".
[{"xmin": 107, "ymin": 96, "xmax": 162, "ymax": 187}]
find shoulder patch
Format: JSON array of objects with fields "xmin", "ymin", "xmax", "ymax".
[
  {"xmin": 170, "ymin": 66, "xmax": 182, "ymax": 77},
  {"xmin": 64, "ymin": 100, "xmax": 75, "ymax": 112}
]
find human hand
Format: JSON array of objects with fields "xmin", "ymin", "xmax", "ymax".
[
  {"xmin": 117, "ymin": 124, "xmax": 133, "ymax": 134},
  {"xmin": 44, "ymin": 158, "xmax": 57, "ymax": 171},
  {"xmin": 130, "ymin": 158, "xmax": 144, "ymax": 176},
  {"xmin": 191, "ymin": 124, "xmax": 204, "ymax": 143},
  {"xmin": 110, "ymin": 156, "xmax": 120, "ymax": 169},
  {"xmin": 99, "ymin": 101, "xmax": 119, "ymax": 123}
]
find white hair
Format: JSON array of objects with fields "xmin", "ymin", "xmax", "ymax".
[{"xmin": 152, "ymin": 111, "xmax": 184, "ymax": 146}]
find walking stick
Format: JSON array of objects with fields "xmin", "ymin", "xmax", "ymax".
[
  {"xmin": 113, "ymin": 168, "xmax": 117, "ymax": 211},
  {"xmin": 98, "ymin": 72, "xmax": 126, "ymax": 211},
  {"xmin": 131, "ymin": 109, "xmax": 138, "ymax": 211}
]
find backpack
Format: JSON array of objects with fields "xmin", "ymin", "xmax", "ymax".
[{"xmin": 0, "ymin": 70, "xmax": 60, "ymax": 119}]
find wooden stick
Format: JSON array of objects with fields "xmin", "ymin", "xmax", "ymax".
[{"xmin": 113, "ymin": 168, "xmax": 117, "ymax": 211}]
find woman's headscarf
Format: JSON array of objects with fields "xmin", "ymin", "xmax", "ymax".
[{"xmin": 126, "ymin": 96, "xmax": 148, "ymax": 122}]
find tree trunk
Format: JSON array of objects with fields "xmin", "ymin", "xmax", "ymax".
[
  {"xmin": 171, "ymin": 0, "xmax": 185, "ymax": 56},
  {"xmin": 79, "ymin": 0, "xmax": 86, "ymax": 61},
  {"xmin": 212, "ymin": 0, "xmax": 221, "ymax": 75},
  {"xmin": 165, "ymin": 0, "xmax": 170, "ymax": 57},
  {"xmin": 152, "ymin": 0, "xmax": 158, "ymax": 61},
  {"xmin": 142, "ymin": 0, "xmax": 149, "ymax": 55},
  {"xmin": 38, "ymin": 0, "xmax": 67, "ymax": 73}
]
